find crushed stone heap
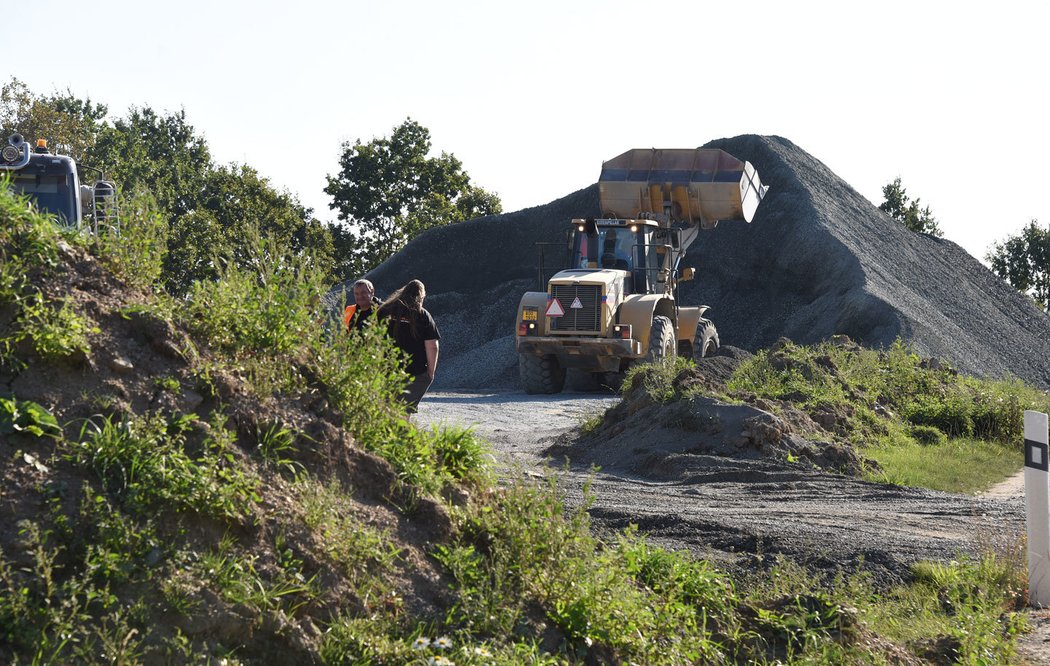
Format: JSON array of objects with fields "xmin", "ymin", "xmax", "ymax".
[{"xmin": 359, "ymin": 135, "xmax": 1050, "ymax": 390}]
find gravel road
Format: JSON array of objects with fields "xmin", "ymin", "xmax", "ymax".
[{"xmin": 416, "ymin": 390, "xmax": 1027, "ymax": 587}]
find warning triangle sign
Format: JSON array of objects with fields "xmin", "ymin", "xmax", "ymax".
[
  {"xmin": 570, "ymin": 297, "xmax": 583, "ymax": 309},
  {"xmin": 545, "ymin": 298, "xmax": 565, "ymax": 317}
]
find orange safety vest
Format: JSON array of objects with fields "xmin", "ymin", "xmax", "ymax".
[{"xmin": 342, "ymin": 304, "xmax": 358, "ymax": 331}]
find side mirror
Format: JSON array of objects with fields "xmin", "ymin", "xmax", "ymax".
[{"xmin": 680, "ymin": 267, "xmax": 695, "ymax": 282}]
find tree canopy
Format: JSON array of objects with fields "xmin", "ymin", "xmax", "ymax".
[
  {"xmin": 879, "ymin": 177, "xmax": 942, "ymax": 237},
  {"xmin": 1, "ymin": 77, "xmax": 333, "ymax": 294},
  {"xmin": 987, "ymin": 219, "xmax": 1050, "ymax": 311},
  {"xmin": 325, "ymin": 118, "xmax": 502, "ymax": 277}
]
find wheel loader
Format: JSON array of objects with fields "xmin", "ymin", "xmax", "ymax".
[{"xmin": 515, "ymin": 147, "xmax": 767, "ymax": 394}]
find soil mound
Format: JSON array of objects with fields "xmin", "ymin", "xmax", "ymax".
[
  {"xmin": 544, "ymin": 352, "xmax": 868, "ymax": 481},
  {"xmin": 1, "ymin": 240, "xmax": 455, "ymax": 661},
  {"xmin": 357, "ymin": 135, "xmax": 1050, "ymax": 390}
]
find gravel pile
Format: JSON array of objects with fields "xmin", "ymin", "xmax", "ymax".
[{"xmin": 349, "ymin": 135, "xmax": 1050, "ymax": 390}]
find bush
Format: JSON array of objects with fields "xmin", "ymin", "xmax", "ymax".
[{"xmin": 909, "ymin": 424, "xmax": 948, "ymax": 447}]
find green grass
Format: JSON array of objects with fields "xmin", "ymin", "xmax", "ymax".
[{"xmin": 867, "ymin": 437, "xmax": 1022, "ymax": 493}]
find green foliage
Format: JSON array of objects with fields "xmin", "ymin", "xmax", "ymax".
[
  {"xmin": 69, "ymin": 413, "xmax": 259, "ymax": 521},
  {"xmin": 0, "ymin": 396, "xmax": 60, "ymax": 438},
  {"xmin": 908, "ymin": 424, "xmax": 948, "ymax": 446},
  {"xmin": 191, "ymin": 534, "xmax": 318, "ymax": 616},
  {"xmin": 1, "ymin": 76, "xmax": 109, "ymax": 161},
  {"xmin": 299, "ymin": 479, "xmax": 401, "ymax": 596},
  {"xmin": 92, "ymin": 186, "xmax": 169, "ymax": 289},
  {"xmin": 15, "ymin": 292, "xmax": 96, "ymax": 361},
  {"xmin": 437, "ymin": 475, "xmax": 738, "ymax": 663},
  {"xmin": 621, "ymin": 355, "xmax": 695, "ymax": 402},
  {"xmin": 987, "ymin": 218, "xmax": 1050, "ymax": 310},
  {"xmin": 867, "ymin": 555, "xmax": 1027, "ymax": 663},
  {"xmin": 879, "ymin": 176, "xmax": 943, "ymax": 237},
  {"xmin": 428, "ymin": 423, "xmax": 487, "ymax": 482},
  {"xmin": 2, "ymin": 78, "xmax": 334, "ymax": 296},
  {"xmin": 728, "ymin": 339, "xmax": 1047, "ymax": 449},
  {"xmin": 867, "ymin": 437, "xmax": 1019, "ymax": 492},
  {"xmin": 182, "ymin": 228, "xmax": 327, "ymax": 362},
  {"xmin": 325, "ymin": 117, "xmax": 502, "ymax": 277}
]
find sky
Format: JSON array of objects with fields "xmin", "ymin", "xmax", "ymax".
[{"xmin": 5, "ymin": 0, "xmax": 1048, "ymax": 262}]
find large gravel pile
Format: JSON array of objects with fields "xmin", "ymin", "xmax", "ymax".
[{"xmin": 352, "ymin": 135, "xmax": 1050, "ymax": 390}]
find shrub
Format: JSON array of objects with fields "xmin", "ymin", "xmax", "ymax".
[{"xmin": 909, "ymin": 424, "xmax": 948, "ymax": 447}]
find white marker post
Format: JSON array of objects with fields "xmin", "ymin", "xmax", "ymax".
[{"xmin": 1025, "ymin": 410, "xmax": 1050, "ymax": 607}]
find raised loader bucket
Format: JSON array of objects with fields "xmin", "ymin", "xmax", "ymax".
[{"xmin": 598, "ymin": 148, "xmax": 767, "ymax": 228}]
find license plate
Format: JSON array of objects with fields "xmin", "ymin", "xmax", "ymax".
[{"xmin": 522, "ymin": 309, "xmax": 537, "ymax": 321}]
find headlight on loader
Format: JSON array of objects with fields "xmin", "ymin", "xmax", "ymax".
[{"xmin": 612, "ymin": 323, "xmax": 632, "ymax": 339}]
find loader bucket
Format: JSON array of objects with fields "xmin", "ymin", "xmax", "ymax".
[{"xmin": 598, "ymin": 148, "xmax": 767, "ymax": 228}]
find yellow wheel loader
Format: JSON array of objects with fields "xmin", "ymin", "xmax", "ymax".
[{"xmin": 515, "ymin": 148, "xmax": 767, "ymax": 394}]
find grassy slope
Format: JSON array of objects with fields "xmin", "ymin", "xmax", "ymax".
[{"xmin": 0, "ymin": 188, "xmax": 1036, "ymax": 664}]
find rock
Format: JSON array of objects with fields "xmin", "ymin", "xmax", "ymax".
[{"xmin": 109, "ymin": 356, "xmax": 134, "ymax": 374}]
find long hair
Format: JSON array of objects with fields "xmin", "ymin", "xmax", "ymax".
[
  {"xmin": 378, "ymin": 279, "xmax": 426, "ymax": 337},
  {"xmin": 380, "ymin": 279, "xmax": 425, "ymax": 313}
]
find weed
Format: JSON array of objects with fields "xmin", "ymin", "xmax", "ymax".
[
  {"xmin": 298, "ymin": 478, "xmax": 401, "ymax": 594},
  {"xmin": 68, "ymin": 412, "xmax": 259, "ymax": 520},
  {"xmin": 256, "ymin": 421, "xmax": 304, "ymax": 476},
  {"xmin": 0, "ymin": 396, "xmax": 61, "ymax": 438}
]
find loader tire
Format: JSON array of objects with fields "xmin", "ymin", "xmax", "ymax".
[
  {"xmin": 567, "ymin": 369, "xmax": 604, "ymax": 392},
  {"xmin": 646, "ymin": 315, "xmax": 675, "ymax": 364},
  {"xmin": 519, "ymin": 353, "xmax": 566, "ymax": 394},
  {"xmin": 692, "ymin": 318, "xmax": 719, "ymax": 360}
]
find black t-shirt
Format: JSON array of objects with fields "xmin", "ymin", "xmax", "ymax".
[{"xmin": 382, "ymin": 304, "xmax": 440, "ymax": 376}]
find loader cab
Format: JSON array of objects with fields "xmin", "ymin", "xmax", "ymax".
[{"xmin": 569, "ymin": 218, "xmax": 657, "ymax": 293}]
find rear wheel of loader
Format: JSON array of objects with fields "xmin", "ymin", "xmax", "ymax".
[
  {"xmin": 646, "ymin": 315, "xmax": 675, "ymax": 363},
  {"xmin": 692, "ymin": 318, "xmax": 719, "ymax": 360},
  {"xmin": 519, "ymin": 353, "xmax": 566, "ymax": 394}
]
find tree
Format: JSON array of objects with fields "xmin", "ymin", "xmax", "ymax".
[
  {"xmin": 0, "ymin": 77, "xmax": 109, "ymax": 160},
  {"xmin": 987, "ymin": 219, "xmax": 1050, "ymax": 310},
  {"xmin": 879, "ymin": 177, "xmax": 942, "ymax": 237},
  {"xmin": 325, "ymin": 118, "xmax": 502, "ymax": 277}
]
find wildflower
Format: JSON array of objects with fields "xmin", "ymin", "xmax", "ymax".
[
  {"xmin": 428, "ymin": 657, "xmax": 455, "ymax": 666},
  {"xmin": 434, "ymin": 636, "xmax": 453, "ymax": 649},
  {"xmin": 471, "ymin": 646, "xmax": 493, "ymax": 657},
  {"xmin": 412, "ymin": 637, "xmax": 431, "ymax": 650}
]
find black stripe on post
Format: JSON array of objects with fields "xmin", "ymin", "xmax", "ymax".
[{"xmin": 1026, "ymin": 438, "xmax": 1049, "ymax": 471}]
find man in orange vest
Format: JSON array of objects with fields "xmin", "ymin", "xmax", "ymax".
[{"xmin": 343, "ymin": 279, "xmax": 381, "ymax": 332}]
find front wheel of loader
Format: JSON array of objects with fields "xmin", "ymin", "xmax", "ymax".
[
  {"xmin": 692, "ymin": 318, "xmax": 719, "ymax": 360},
  {"xmin": 646, "ymin": 315, "xmax": 676, "ymax": 364},
  {"xmin": 519, "ymin": 353, "xmax": 566, "ymax": 394}
]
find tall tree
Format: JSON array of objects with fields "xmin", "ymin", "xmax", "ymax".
[
  {"xmin": 0, "ymin": 77, "xmax": 108, "ymax": 160},
  {"xmin": 987, "ymin": 219, "xmax": 1050, "ymax": 311},
  {"xmin": 879, "ymin": 177, "xmax": 942, "ymax": 237},
  {"xmin": 325, "ymin": 118, "xmax": 502, "ymax": 278},
  {"xmin": 2, "ymin": 80, "xmax": 337, "ymax": 294}
]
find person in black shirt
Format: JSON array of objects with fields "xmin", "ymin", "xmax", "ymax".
[{"xmin": 377, "ymin": 279, "xmax": 440, "ymax": 413}]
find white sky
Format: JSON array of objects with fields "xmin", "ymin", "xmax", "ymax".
[{"xmin": 6, "ymin": 0, "xmax": 1048, "ymax": 261}]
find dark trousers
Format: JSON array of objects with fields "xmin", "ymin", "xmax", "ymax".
[{"xmin": 402, "ymin": 373, "xmax": 433, "ymax": 414}]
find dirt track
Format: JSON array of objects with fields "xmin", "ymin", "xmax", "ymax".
[{"xmin": 416, "ymin": 390, "xmax": 1026, "ymax": 587}]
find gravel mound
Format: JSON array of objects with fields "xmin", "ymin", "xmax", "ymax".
[{"xmin": 350, "ymin": 135, "xmax": 1050, "ymax": 390}]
